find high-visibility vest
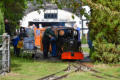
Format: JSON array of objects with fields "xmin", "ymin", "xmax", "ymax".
[
  {"xmin": 34, "ymin": 27, "xmax": 52, "ymax": 51},
  {"xmin": 17, "ymin": 40, "xmax": 23, "ymax": 48},
  {"xmin": 34, "ymin": 27, "xmax": 41, "ymax": 46}
]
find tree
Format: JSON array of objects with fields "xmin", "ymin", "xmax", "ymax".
[
  {"xmin": 81, "ymin": 0, "xmax": 120, "ymax": 63},
  {"xmin": 0, "ymin": 0, "xmax": 26, "ymax": 34},
  {"xmin": 0, "ymin": 1, "xmax": 5, "ymax": 34}
]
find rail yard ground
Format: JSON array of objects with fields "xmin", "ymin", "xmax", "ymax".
[{"xmin": 1, "ymin": 47, "xmax": 120, "ymax": 80}]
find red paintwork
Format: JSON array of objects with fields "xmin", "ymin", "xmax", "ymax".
[{"xmin": 61, "ymin": 52, "xmax": 84, "ymax": 60}]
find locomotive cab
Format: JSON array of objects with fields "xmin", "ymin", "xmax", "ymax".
[{"xmin": 56, "ymin": 27, "xmax": 84, "ymax": 60}]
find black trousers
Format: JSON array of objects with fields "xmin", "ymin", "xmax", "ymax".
[
  {"xmin": 14, "ymin": 46, "xmax": 20, "ymax": 57},
  {"xmin": 42, "ymin": 40, "xmax": 50, "ymax": 58}
]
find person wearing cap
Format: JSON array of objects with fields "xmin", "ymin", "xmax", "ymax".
[{"xmin": 42, "ymin": 27, "xmax": 56, "ymax": 59}]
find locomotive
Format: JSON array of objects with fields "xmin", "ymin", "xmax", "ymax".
[
  {"xmin": 39, "ymin": 27, "xmax": 84, "ymax": 60},
  {"xmin": 55, "ymin": 27, "xmax": 84, "ymax": 60}
]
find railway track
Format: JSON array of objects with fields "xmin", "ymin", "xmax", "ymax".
[{"xmin": 38, "ymin": 61, "xmax": 120, "ymax": 80}]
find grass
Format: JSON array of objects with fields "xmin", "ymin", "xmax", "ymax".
[
  {"xmin": 1, "ymin": 48, "xmax": 120, "ymax": 80},
  {"xmin": 0, "ymin": 56, "xmax": 68, "ymax": 80},
  {"xmin": 0, "ymin": 47, "xmax": 68, "ymax": 80},
  {"xmin": 1, "ymin": 56, "xmax": 120, "ymax": 80},
  {"xmin": 0, "ymin": 8, "xmax": 5, "ymax": 35},
  {"xmin": 82, "ymin": 47, "xmax": 90, "ymax": 53}
]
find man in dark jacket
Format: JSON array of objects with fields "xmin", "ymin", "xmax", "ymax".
[
  {"xmin": 4, "ymin": 19, "xmax": 11, "ymax": 36},
  {"xmin": 42, "ymin": 27, "xmax": 56, "ymax": 59}
]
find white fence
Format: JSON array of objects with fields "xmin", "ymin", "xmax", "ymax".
[{"xmin": 0, "ymin": 34, "xmax": 10, "ymax": 75}]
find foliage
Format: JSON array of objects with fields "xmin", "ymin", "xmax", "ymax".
[
  {"xmin": 80, "ymin": 0, "xmax": 120, "ymax": 63},
  {"xmin": 0, "ymin": 0, "xmax": 27, "ymax": 34},
  {"xmin": 82, "ymin": 47, "xmax": 90, "ymax": 53},
  {"xmin": 0, "ymin": 8, "xmax": 5, "ymax": 35},
  {"xmin": 0, "ymin": 2, "xmax": 5, "ymax": 34},
  {"xmin": 82, "ymin": 0, "xmax": 120, "ymax": 42},
  {"xmin": 91, "ymin": 41, "xmax": 120, "ymax": 63},
  {"xmin": 30, "ymin": 0, "xmax": 85, "ymax": 16},
  {"xmin": 81, "ymin": 35, "xmax": 87, "ymax": 44}
]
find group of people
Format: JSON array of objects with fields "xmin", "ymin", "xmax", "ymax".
[
  {"xmin": 4, "ymin": 18, "xmax": 83, "ymax": 58},
  {"xmin": 42, "ymin": 24, "xmax": 82, "ymax": 59},
  {"xmin": 4, "ymin": 18, "xmax": 93, "ymax": 59},
  {"xmin": 11, "ymin": 24, "xmax": 58, "ymax": 58},
  {"xmin": 12, "ymin": 34, "xmax": 23, "ymax": 57},
  {"xmin": 12, "ymin": 24, "xmax": 40, "ymax": 57},
  {"xmin": 12, "ymin": 23, "xmax": 83, "ymax": 59},
  {"xmin": 4, "ymin": 18, "xmax": 23, "ymax": 57}
]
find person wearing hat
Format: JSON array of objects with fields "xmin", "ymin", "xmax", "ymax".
[{"xmin": 42, "ymin": 27, "xmax": 56, "ymax": 59}]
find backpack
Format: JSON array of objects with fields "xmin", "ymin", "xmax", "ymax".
[{"xmin": 17, "ymin": 40, "xmax": 23, "ymax": 48}]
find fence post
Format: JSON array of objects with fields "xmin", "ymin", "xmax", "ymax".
[
  {"xmin": 1, "ymin": 33, "xmax": 10, "ymax": 75},
  {"xmin": 7, "ymin": 35, "xmax": 10, "ymax": 72}
]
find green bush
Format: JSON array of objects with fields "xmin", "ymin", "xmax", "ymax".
[
  {"xmin": 81, "ymin": 0, "xmax": 120, "ymax": 63},
  {"xmin": 0, "ymin": 8, "xmax": 5, "ymax": 35},
  {"xmin": 91, "ymin": 42, "xmax": 120, "ymax": 63}
]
